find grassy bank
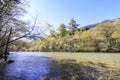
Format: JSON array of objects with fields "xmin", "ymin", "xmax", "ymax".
[{"xmin": 49, "ymin": 59, "xmax": 120, "ymax": 80}]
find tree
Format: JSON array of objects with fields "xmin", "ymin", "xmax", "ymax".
[
  {"xmin": 0, "ymin": 0, "xmax": 37, "ymax": 61},
  {"xmin": 50, "ymin": 30, "xmax": 56, "ymax": 37},
  {"xmin": 100, "ymin": 23, "xmax": 115, "ymax": 52},
  {"xmin": 80, "ymin": 31, "xmax": 94, "ymax": 51},
  {"xmin": 0, "ymin": 0, "xmax": 28, "ymax": 43},
  {"xmin": 111, "ymin": 27, "xmax": 120, "ymax": 51},
  {"xmin": 91, "ymin": 22, "xmax": 115, "ymax": 52},
  {"xmin": 112, "ymin": 27, "xmax": 120, "ymax": 39},
  {"xmin": 58, "ymin": 24, "xmax": 66, "ymax": 37},
  {"xmin": 68, "ymin": 18, "xmax": 79, "ymax": 34}
]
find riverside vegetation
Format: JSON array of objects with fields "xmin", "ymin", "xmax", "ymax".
[{"xmin": 29, "ymin": 18, "xmax": 120, "ymax": 52}]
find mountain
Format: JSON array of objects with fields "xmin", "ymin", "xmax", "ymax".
[{"xmin": 84, "ymin": 18, "xmax": 120, "ymax": 30}]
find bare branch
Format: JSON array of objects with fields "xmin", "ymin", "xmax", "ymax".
[
  {"xmin": 0, "ymin": 13, "xmax": 38, "ymax": 48},
  {"xmin": 0, "ymin": 28, "xmax": 7, "ymax": 41},
  {"xmin": 0, "ymin": 12, "xmax": 17, "ymax": 32}
]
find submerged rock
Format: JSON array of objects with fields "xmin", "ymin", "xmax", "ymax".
[{"xmin": 7, "ymin": 60, "xmax": 14, "ymax": 63}]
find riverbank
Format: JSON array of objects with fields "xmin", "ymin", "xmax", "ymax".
[{"xmin": 26, "ymin": 52, "xmax": 120, "ymax": 67}]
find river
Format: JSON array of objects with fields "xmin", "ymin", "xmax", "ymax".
[
  {"xmin": 0, "ymin": 52, "xmax": 60, "ymax": 80},
  {"xmin": 0, "ymin": 52, "xmax": 120, "ymax": 80}
]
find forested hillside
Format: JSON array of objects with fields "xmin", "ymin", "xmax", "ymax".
[{"xmin": 29, "ymin": 18, "xmax": 120, "ymax": 52}]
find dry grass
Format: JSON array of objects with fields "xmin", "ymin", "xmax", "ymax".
[{"xmin": 31, "ymin": 52, "xmax": 120, "ymax": 68}]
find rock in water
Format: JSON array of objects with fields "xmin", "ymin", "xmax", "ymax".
[{"xmin": 7, "ymin": 60, "xmax": 14, "ymax": 63}]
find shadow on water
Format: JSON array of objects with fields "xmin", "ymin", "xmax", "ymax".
[{"xmin": 0, "ymin": 53, "xmax": 120, "ymax": 80}]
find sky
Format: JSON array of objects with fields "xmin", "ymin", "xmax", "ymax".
[{"xmin": 25, "ymin": 0, "xmax": 120, "ymax": 29}]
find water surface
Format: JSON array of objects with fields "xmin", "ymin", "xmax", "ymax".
[
  {"xmin": 0, "ymin": 52, "xmax": 120, "ymax": 80},
  {"xmin": 0, "ymin": 52, "xmax": 59, "ymax": 80}
]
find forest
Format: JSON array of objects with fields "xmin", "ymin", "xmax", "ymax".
[
  {"xmin": 28, "ymin": 18, "xmax": 120, "ymax": 52},
  {"xmin": 8, "ymin": 18, "xmax": 120, "ymax": 52}
]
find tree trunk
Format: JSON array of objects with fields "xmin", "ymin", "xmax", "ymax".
[{"xmin": 4, "ymin": 28, "xmax": 12, "ymax": 61}]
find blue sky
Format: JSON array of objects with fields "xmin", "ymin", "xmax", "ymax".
[{"xmin": 26, "ymin": 0, "xmax": 120, "ymax": 28}]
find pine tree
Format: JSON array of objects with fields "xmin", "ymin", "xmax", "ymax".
[{"xmin": 68, "ymin": 18, "xmax": 79, "ymax": 34}]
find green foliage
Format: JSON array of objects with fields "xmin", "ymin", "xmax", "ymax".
[
  {"xmin": 10, "ymin": 40, "xmax": 29, "ymax": 51},
  {"xmin": 58, "ymin": 24, "xmax": 66, "ymax": 38},
  {"xmin": 80, "ymin": 31, "xmax": 92, "ymax": 41},
  {"xmin": 28, "ymin": 18, "xmax": 120, "ymax": 52},
  {"xmin": 112, "ymin": 27, "xmax": 120, "ymax": 39}
]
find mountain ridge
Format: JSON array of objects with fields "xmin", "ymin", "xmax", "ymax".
[{"xmin": 84, "ymin": 18, "xmax": 120, "ymax": 30}]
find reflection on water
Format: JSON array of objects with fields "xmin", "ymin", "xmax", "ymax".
[{"xmin": 0, "ymin": 52, "xmax": 59, "ymax": 80}]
